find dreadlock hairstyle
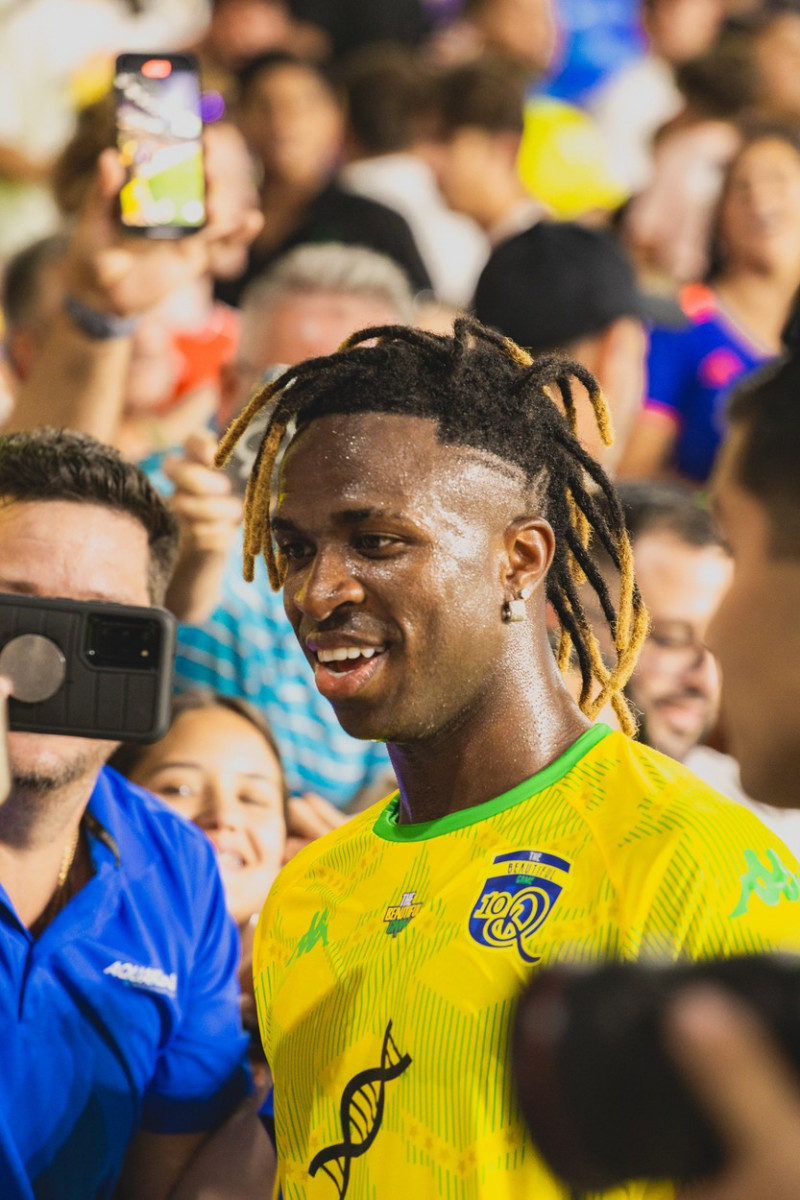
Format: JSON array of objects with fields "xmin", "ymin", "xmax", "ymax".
[{"xmin": 216, "ymin": 316, "xmax": 648, "ymax": 734}]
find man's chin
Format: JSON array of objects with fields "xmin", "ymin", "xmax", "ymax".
[
  {"xmin": 8, "ymin": 735, "xmax": 105, "ymax": 796},
  {"xmin": 10, "ymin": 762, "xmax": 93, "ymax": 795}
]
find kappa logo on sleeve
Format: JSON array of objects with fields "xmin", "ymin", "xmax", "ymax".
[
  {"xmin": 469, "ymin": 850, "xmax": 571, "ymax": 964},
  {"xmin": 731, "ymin": 848, "xmax": 800, "ymax": 918},
  {"xmin": 287, "ymin": 909, "xmax": 330, "ymax": 963}
]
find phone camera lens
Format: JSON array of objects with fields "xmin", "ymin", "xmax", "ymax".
[{"xmin": 85, "ymin": 614, "xmax": 161, "ymax": 670}]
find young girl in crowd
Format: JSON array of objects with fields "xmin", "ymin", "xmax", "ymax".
[{"xmin": 110, "ymin": 690, "xmax": 287, "ymax": 1065}]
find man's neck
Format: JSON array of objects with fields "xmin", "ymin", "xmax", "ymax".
[
  {"xmin": 0, "ymin": 777, "xmax": 94, "ymax": 929},
  {"xmin": 389, "ymin": 658, "xmax": 591, "ymax": 825}
]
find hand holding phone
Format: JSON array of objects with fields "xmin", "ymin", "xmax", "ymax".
[
  {"xmin": 0, "ymin": 594, "xmax": 176, "ymax": 743},
  {"xmin": 114, "ymin": 53, "xmax": 206, "ymax": 239}
]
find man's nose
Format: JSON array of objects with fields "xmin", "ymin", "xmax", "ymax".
[
  {"xmin": 199, "ymin": 778, "xmax": 239, "ymax": 830},
  {"xmin": 681, "ymin": 644, "xmax": 722, "ymax": 698},
  {"xmin": 292, "ymin": 547, "xmax": 366, "ymax": 621}
]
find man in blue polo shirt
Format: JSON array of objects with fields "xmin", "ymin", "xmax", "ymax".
[{"xmin": 0, "ymin": 429, "xmax": 269, "ymax": 1199}]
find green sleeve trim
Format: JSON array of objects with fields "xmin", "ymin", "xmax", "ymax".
[{"xmin": 373, "ymin": 723, "xmax": 612, "ymax": 842}]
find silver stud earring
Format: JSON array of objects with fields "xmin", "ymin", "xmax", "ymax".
[
  {"xmin": 502, "ymin": 586, "xmax": 533, "ymax": 623},
  {"xmin": 502, "ymin": 597, "xmax": 527, "ymax": 623}
]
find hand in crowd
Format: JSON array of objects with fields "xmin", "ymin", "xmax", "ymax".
[
  {"xmin": 668, "ymin": 988, "xmax": 800, "ymax": 1200},
  {"xmin": 285, "ymin": 793, "xmax": 349, "ymax": 861},
  {"xmin": 163, "ymin": 431, "xmax": 243, "ymax": 625},
  {"xmin": 166, "ymin": 1085, "xmax": 275, "ymax": 1200},
  {"xmin": 62, "ymin": 124, "xmax": 262, "ymax": 318}
]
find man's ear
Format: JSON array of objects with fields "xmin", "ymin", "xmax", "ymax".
[{"xmin": 503, "ymin": 516, "xmax": 555, "ymax": 600}]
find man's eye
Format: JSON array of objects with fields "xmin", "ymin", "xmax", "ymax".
[
  {"xmin": 357, "ymin": 533, "xmax": 398, "ymax": 553},
  {"xmin": 279, "ymin": 540, "xmax": 312, "ymax": 562}
]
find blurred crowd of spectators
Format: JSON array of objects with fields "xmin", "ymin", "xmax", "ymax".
[{"xmin": 3, "ymin": 0, "xmax": 800, "ymax": 1194}]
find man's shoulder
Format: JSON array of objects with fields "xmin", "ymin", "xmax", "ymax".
[
  {"xmin": 268, "ymin": 799, "xmax": 390, "ymax": 897},
  {"xmin": 92, "ymin": 766, "xmax": 219, "ymax": 884},
  {"xmin": 577, "ymin": 730, "xmax": 769, "ymax": 837}
]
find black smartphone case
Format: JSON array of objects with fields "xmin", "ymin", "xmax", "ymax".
[{"xmin": 0, "ymin": 594, "xmax": 176, "ymax": 743}]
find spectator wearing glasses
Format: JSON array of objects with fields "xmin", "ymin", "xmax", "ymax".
[{"xmin": 584, "ymin": 480, "xmax": 800, "ymax": 858}]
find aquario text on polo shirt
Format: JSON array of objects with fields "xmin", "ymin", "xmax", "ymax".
[{"xmin": 0, "ymin": 766, "xmax": 250, "ymax": 1200}]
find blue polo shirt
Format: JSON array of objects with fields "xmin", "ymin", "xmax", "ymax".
[{"xmin": 0, "ymin": 766, "xmax": 250, "ymax": 1200}]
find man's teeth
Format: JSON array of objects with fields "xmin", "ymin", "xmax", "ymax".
[{"xmin": 316, "ymin": 646, "xmax": 383, "ymax": 663}]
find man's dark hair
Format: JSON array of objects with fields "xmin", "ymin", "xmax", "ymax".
[
  {"xmin": 434, "ymin": 56, "xmax": 527, "ymax": 138},
  {"xmin": 237, "ymin": 50, "xmax": 340, "ymax": 105},
  {"xmin": 0, "ymin": 429, "xmax": 180, "ymax": 603},
  {"xmin": 726, "ymin": 352, "xmax": 800, "ymax": 558},
  {"xmin": 614, "ymin": 481, "xmax": 726, "ymax": 550},
  {"xmin": 2, "ymin": 234, "xmax": 69, "ymax": 335},
  {"xmin": 337, "ymin": 44, "xmax": 435, "ymax": 156},
  {"xmin": 217, "ymin": 316, "xmax": 648, "ymax": 733}
]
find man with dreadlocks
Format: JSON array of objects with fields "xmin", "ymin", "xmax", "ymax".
[{"xmin": 218, "ymin": 317, "xmax": 800, "ymax": 1199}]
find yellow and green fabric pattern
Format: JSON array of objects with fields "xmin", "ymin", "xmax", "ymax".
[{"xmin": 254, "ymin": 724, "xmax": 800, "ymax": 1200}]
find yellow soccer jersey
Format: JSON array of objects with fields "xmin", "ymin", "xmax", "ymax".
[{"xmin": 254, "ymin": 725, "xmax": 800, "ymax": 1200}]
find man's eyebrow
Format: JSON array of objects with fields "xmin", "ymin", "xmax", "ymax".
[{"xmin": 272, "ymin": 508, "xmax": 410, "ymax": 532}]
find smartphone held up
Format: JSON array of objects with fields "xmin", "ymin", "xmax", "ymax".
[
  {"xmin": 114, "ymin": 52, "xmax": 206, "ymax": 238},
  {"xmin": 0, "ymin": 593, "xmax": 176, "ymax": 743}
]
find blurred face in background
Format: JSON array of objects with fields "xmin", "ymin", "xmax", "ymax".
[
  {"xmin": 474, "ymin": 0, "xmax": 558, "ymax": 73},
  {"xmin": 237, "ymin": 62, "xmax": 343, "ymax": 186},
  {"xmin": 433, "ymin": 126, "xmax": 519, "ymax": 227},
  {"xmin": 754, "ymin": 14, "xmax": 800, "ymax": 121},
  {"xmin": 206, "ymin": 0, "xmax": 291, "ymax": 68},
  {"xmin": 707, "ymin": 425, "xmax": 800, "ymax": 808},
  {"xmin": 129, "ymin": 704, "xmax": 286, "ymax": 925},
  {"xmin": 716, "ymin": 135, "xmax": 800, "ymax": 276},
  {"xmin": 626, "ymin": 531, "xmax": 732, "ymax": 762},
  {"xmin": 222, "ymin": 287, "xmax": 405, "ymax": 422},
  {"xmin": 644, "ymin": 0, "xmax": 727, "ymax": 65}
]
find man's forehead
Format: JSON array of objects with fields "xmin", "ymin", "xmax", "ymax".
[{"xmin": 279, "ymin": 411, "xmax": 528, "ymax": 503}]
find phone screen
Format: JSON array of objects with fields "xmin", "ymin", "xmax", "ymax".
[{"xmin": 115, "ymin": 54, "xmax": 206, "ymax": 236}]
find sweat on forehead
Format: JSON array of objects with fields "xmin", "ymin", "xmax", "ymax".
[{"xmin": 280, "ymin": 412, "xmax": 535, "ymax": 533}]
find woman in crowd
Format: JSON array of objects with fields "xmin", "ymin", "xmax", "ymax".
[
  {"xmin": 221, "ymin": 49, "xmax": 431, "ymax": 304},
  {"xmin": 619, "ymin": 125, "xmax": 800, "ymax": 485},
  {"xmin": 110, "ymin": 689, "xmax": 287, "ymax": 1058}
]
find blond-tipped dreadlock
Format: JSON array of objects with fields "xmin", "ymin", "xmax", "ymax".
[{"xmin": 215, "ymin": 316, "xmax": 648, "ymax": 735}]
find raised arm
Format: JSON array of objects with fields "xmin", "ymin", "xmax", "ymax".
[{"xmin": 6, "ymin": 131, "xmax": 262, "ymax": 445}]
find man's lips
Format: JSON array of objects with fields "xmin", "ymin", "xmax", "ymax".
[
  {"xmin": 655, "ymin": 696, "xmax": 710, "ymax": 734},
  {"xmin": 308, "ymin": 642, "xmax": 389, "ymax": 701}
]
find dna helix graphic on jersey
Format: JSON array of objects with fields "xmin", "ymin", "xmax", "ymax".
[
  {"xmin": 469, "ymin": 849, "xmax": 572, "ymax": 963},
  {"xmin": 308, "ymin": 1020, "xmax": 412, "ymax": 1199}
]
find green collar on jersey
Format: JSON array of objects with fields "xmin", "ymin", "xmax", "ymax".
[{"xmin": 373, "ymin": 723, "xmax": 612, "ymax": 842}]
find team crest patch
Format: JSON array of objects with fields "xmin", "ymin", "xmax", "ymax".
[{"xmin": 469, "ymin": 850, "xmax": 571, "ymax": 963}]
